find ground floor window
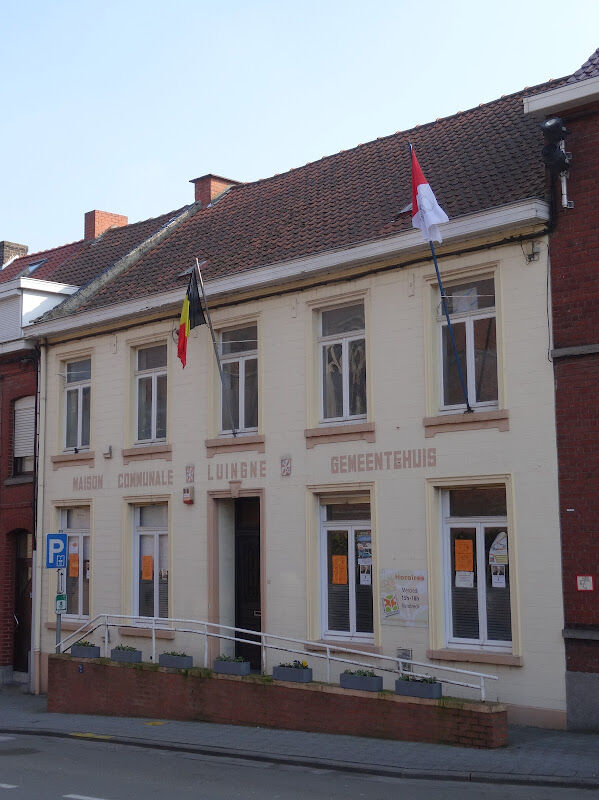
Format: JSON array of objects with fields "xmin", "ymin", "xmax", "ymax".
[
  {"xmin": 60, "ymin": 507, "xmax": 90, "ymax": 617},
  {"xmin": 320, "ymin": 501, "xmax": 373, "ymax": 640},
  {"xmin": 442, "ymin": 486, "xmax": 511, "ymax": 650},
  {"xmin": 133, "ymin": 504, "xmax": 168, "ymax": 618}
]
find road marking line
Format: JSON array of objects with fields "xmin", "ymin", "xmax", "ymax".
[
  {"xmin": 0, "ymin": 736, "xmax": 15, "ymax": 742},
  {"xmin": 0, "ymin": 785, "xmax": 18, "ymax": 789},
  {"xmin": 64, "ymin": 794, "xmax": 111, "ymax": 800},
  {"xmin": 69, "ymin": 733, "xmax": 113, "ymax": 741},
  {"xmin": 144, "ymin": 721, "xmax": 167, "ymax": 726}
]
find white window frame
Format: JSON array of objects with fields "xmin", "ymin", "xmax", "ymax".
[
  {"xmin": 318, "ymin": 304, "xmax": 367, "ymax": 424},
  {"xmin": 132, "ymin": 506, "xmax": 168, "ymax": 619},
  {"xmin": 135, "ymin": 345, "xmax": 167, "ymax": 443},
  {"xmin": 319, "ymin": 507, "xmax": 373, "ymax": 642},
  {"xmin": 219, "ymin": 325, "xmax": 258, "ymax": 435},
  {"xmin": 441, "ymin": 491, "xmax": 511, "ymax": 652},
  {"xmin": 13, "ymin": 395, "xmax": 35, "ymax": 475},
  {"xmin": 437, "ymin": 280, "xmax": 497, "ymax": 412},
  {"xmin": 64, "ymin": 358, "xmax": 91, "ymax": 451},
  {"xmin": 59, "ymin": 508, "xmax": 90, "ymax": 620}
]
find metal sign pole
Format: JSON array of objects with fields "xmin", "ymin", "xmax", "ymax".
[{"xmin": 55, "ymin": 568, "xmax": 64, "ymax": 653}]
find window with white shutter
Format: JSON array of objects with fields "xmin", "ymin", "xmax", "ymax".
[{"xmin": 13, "ymin": 396, "xmax": 35, "ymax": 475}]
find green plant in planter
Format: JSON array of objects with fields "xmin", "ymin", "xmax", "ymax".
[
  {"xmin": 162, "ymin": 650, "xmax": 189, "ymax": 658},
  {"xmin": 113, "ymin": 645, "xmax": 138, "ymax": 652},
  {"xmin": 343, "ymin": 668, "xmax": 376, "ymax": 677},
  {"xmin": 398, "ymin": 674, "xmax": 437, "ymax": 683},
  {"xmin": 75, "ymin": 639, "xmax": 94, "ymax": 647},
  {"xmin": 215, "ymin": 654, "xmax": 247, "ymax": 662},
  {"xmin": 278, "ymin": 659, "xmax": 309, "ymax": 669}
]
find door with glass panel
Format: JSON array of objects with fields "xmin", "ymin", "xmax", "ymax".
[
  {"xmin": 321, "ymin": 505, "xmax": 373, "ymax": 640},
  {"xmin": 134, "ymin": 505, "xmax": 168, "ymax": 619}
]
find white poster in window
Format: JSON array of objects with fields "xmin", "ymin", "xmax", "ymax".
[
  {"xmin": 380, "ymin": 569, "xmax": 428, "ymax": 627},
  {"xmin": 489, "ymin": 532, "xmax": 508, "ymax": 565},
  {"xmin": 359, "ymin": 564, "xmax": 371, "ymax": 585},
  {"xmin": 455, "ymin": 570, "xmax": 474, "ymax": 588},
  {"xmin": 491, "ymin": 565, "xmax": 506, "ymax": 588}
]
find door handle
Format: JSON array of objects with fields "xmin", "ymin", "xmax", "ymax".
[
  {"xmin": 14, "ymin": 614, "xmax": 19, "ymax": 629},
  {"xmin": 253, "ymin": 610, "xmax": 261, "ymax": 617}
]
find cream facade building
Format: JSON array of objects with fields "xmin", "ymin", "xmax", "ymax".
[{"xmin": 28, "ymin": 84, "xmax": 567, "ymax": 726}]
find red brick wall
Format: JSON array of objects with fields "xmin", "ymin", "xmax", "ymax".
[
  {"xmin": 549, "ymin": 103, "xmax": 599, "ymax": 672},
  {"xmin": 0, "ymin": 355, "xmax": 36, "ymax": 668},
  {"xmin": 48, "ymin": 656, "xmax": 508, "ymax": 748}
]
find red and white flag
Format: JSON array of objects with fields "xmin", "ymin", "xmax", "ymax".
[{"xmin": 411, "ymin": 145, "xmax": 449, "ymax": 243}]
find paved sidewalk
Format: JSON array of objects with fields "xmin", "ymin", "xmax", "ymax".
[{"xmin": 1, "ymin": 685, "xmax": 598, "ymax": 789}]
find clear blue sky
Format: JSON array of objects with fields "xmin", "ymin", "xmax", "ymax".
[{"xmin": 2, "ymin": 0, "xmax": 598, "ymax": 254}]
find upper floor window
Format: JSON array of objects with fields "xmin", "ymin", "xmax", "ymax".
[
  {"xmin": 65, "ymin": 359, "xmax": 91, "ymax": 450},
  {"xmin": 319, "ymin": 303, "xmax": 366, "ymax": 422},
  {"xmin": 220, "ymin": 325, "xmax": 258, "ymax": 433},
  {"xmin": 438, "ymin": 278, "xmax": 497, "ymax": 410},
  {"xmin": 13, "ymin": 396, "xmax": 35, "ymax": 475},
  {"xmin": 136, "ymin": 345, "xmax": 167, "ymax": 442}
]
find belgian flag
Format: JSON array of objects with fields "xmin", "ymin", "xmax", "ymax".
[{"xmin": 177, "ymin": 270, "xmax": 206, "ymax": 367}]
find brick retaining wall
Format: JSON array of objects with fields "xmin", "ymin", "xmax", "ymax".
[{"xmin": 48, "ymin": 655, "xmax": 507, "ymax": 748}]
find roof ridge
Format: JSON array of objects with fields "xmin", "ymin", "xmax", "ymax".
[
  {"xmin": 228, "ymin": 77, "xmax": 567, "ymax": 195},
  {"xmin": 13, "ymin": 238, "xmax": 85, "ymax": 263}
]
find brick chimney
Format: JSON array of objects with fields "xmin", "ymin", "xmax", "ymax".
[
  {"xmin": 84, "ymin": 210, "xmax": 128, "ymax": 240},
  {"xmin": 0, "ymin": 241, "xmax": 28, "ymax": 267},
  {"xmin": 189, "ymin": 174, "xmax": 240, "ymax": 207}
]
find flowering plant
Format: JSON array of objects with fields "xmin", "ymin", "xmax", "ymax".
[
  {"xmin": 215, "ymin": 654, "xmax": 247, "ymax": 662},
  {"xmin": 278, "ymin": 659, "xmax": 309, "ymax": 669},
  {"xmin": 343, "ymin": 668, "xmax": 376, "ymax": 677}
]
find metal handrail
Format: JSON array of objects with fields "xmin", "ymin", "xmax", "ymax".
[{"xmin": 58, "ymin": 613, "xmax": 498, "ymax": 700}]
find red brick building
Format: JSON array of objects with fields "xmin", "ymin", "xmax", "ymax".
[{"xmin": 525, "ymin": 49, "xmax": 599, "ymax": 729}]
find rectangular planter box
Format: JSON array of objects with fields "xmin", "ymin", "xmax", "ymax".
[
  {"xmin": 213, "ymin": 659, "xmax": 251, "ymax": 676},
  {"xmin": 71, "ymin": 645, "xmax": 101, "ymax": 659},
  {"xmin": 110, "ymin": 648, "xmax": 142, "ymax": 663},
  {"xmin": 159, "ymin": 654, "xmax": 193, "ymax": 669},
  {"xmin": 272, "ymin": 666, "xmax": 313, "ymax": 683},
  {"xmin": 395, "ymin": 679, "xmax": 442, "ymax": 699},
  {"xmin": 340, "ymin": 673, "xmax": 383, "ymax": 692}
]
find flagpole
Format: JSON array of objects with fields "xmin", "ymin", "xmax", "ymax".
[
  {"xmin": 195, "ymin": 258, "xmax": 238, "ymax": 437},
  {"xmin": 429, "ymin": 242, "xmax": 473, "ymax": 413}
]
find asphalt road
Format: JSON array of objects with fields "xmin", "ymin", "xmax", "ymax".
[{"xmin": 1, "ymin": 733, "xmax": 598, "ymax": 799}]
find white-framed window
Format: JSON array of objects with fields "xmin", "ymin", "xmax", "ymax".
[
  {"xmin": 442, "ymin": 486, "xmax": 511, "ymax": 651},
  {"xmin": 319, "ymin": 303, "xmax": 366, "ymax": 422},
  {"xmin": 219, "ymin": 324, "xmax": 258, "ymax": 433},
  {"xmin": 13, "ymin": 396, "xmax": 35, "ymax": 475},
  {"xmin": 320, "ymin": 501, "xmax": 373, "ymax": 641},
  {"xmin": 133, "ymin": 504, "xmax": 168, "ymax": 618},
  {"xmin": 135, "ymin": 344, "xmax": 167, "ymax": 443},
  {"xmin": 60, "ymin": 507, "xmax": 90, "ymax": 618},
  {"xmin": 64, "ymin": 358, "xmax": 91, "ymax": 450},
  {"xmin": 437, "ymin": 277, "xmax": 497, "ymax": 410}
]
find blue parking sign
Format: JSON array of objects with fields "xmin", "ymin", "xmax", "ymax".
[{"xmin": 46, "ymin": 533, "xmax": 67, "ymax": 569}]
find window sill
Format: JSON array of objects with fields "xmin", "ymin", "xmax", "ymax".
[
  {"xmin": 51, "ymin": 451, "xmax": 95, "ymax": 470},
  {"xmin": 46, "ymin": 620, "xmax": 91, "ymax": 632},
  {"xmin": 4, "ymin": 475, "xmax": 34, "ymax": 486},
  {"xmin": 306, "ymin": 640, "xmax": 380, "ymax": 654},
  {"xmin": 118, "ymin": 625, "xmax": 175, "ymax": 640},
  {"xmin": 422, "ymin": 410, "xmax": 509, "ymax": 438},
  {"xmin": 427, "ymin": 648, "xmax": 522, "ymax": 666},
  {"xmin": 205, "ymin": 434, "xmax": 265, "ymax": 458},
  {"xmin": 122, "ymin": 444, "xmax": 172, "ymax": 465},
  {"xmin": 304, "ymin": 422, "xmax": 375, "ymax": 449}
]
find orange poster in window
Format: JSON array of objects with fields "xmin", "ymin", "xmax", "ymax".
[
  {"xmin": 141, "ymin": 555, "xmax": 154, "ymax": 581},
  {"xmin": 455, "ymin": 539, "xmax": 474, "ymax": 572},
  {"xmin": 332, "ymin": 554, "xmax": 348, "ymax": 585},
  {"xmin": 69, "ymin": 553, "xmax": 79, "ymax": 578}
]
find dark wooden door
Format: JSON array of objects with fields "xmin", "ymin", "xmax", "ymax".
[
  {"xmin": 13, "ymin": 533, "xmax": 32, "ymax": 673},
  {"xmin": 234, "ymin": 499, "xmax": 261, "ymax": 669}
]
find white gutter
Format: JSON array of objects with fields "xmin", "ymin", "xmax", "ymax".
[
  {"xmin": 0, "ymin": 277, "xmax": 79, "ymax": 297},
  {"xmin": 523, "ymin": 76, "xmax": 599, "ymax": 116},
  {"xmin": 25, "ymin": 198, "xmax": 549, "ymax": 339}
]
